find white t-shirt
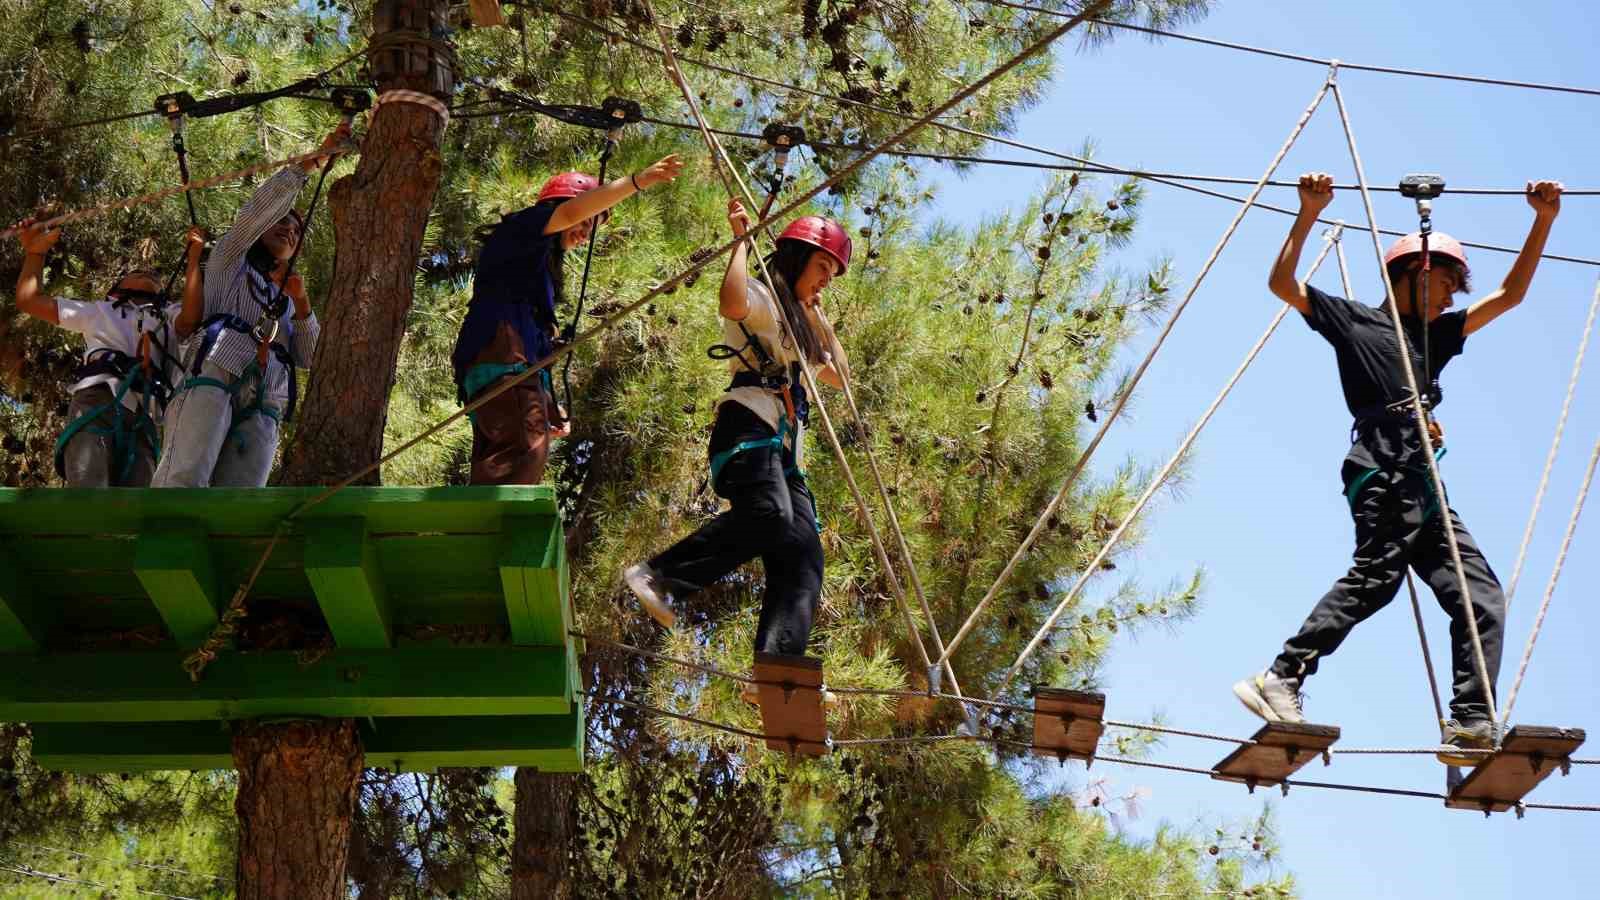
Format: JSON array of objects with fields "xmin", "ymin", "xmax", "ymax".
[
  {"xmin": 55, "ymin": 297, "xmax": 182, "ymax": 410},
  {"xmin": 718, "ymin": 277, "xmax": 807, "ymax": 467}
]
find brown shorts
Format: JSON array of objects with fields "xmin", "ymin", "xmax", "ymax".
[{"xmin": 468, "ymin": 322, "xmax": 557, "ymax": 486}]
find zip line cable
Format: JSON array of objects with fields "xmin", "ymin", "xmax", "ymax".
[
  {"xmin": 939, "ymin": 70, "xmax": 1337, "ymax": 677},
  {"xmin": 180, "ymin": 0, "xmax": 1113, "ymax": 680},
  {"xmin": 1330, "ymin": 75, "xmax": 1499, "ymax": 725},
  {"xmin": 972, "ymin": 0, "xmax": 1600, "ymax": 99},
  {"xmin": 1503, "ymin": 278, "xmax": 1600, "ymax": 605},
  {"xmin": 639, "ymin": 0, "xmax": 970, "ymax": 702}
]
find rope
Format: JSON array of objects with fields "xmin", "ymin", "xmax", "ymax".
[
  {"xmin": 1500, "ymin": 434, "xmax": 1600, "ymax": 726},
  {"xmin": 973, "ymin": 0, "xmax": 1600, "ymax": 98},
  {"xmin": 547, "ymin": 7, "xmax": 1600, "ymax": 268},
  {"xmin": 1329, "ymin": 75, "xmax": 1498, "ymax": 724},
  {"xmin": 0, "ymin": 862, "xmax": 202, "ymax": 900},
  {"xmin": 1504, "ymin": 278, "xmax": 1600, "ymax": 604},
  {"xmin": 181, "ymin": 522, "xmax": 292, "ymax": 680},
  {"xmin": 584, "ymin": 690, "xmax": 785, "ymax": 745},
  {"xmin": 373, "ymin": 89, "xmax": 451, "ymax": 126},
  {"xmin": 944, "ymin": 72, "xmax": 1336, "ymax": 678},
  {"xmin": 177, "ymin": 0, "xmax": 1113, "ymax": 679},
  {"xmin": 1331, "ymin": 228, "xmax": 1448, "ymax": 728},
  {"xmin": 0, "ymin": 143, "xmax": 352, "ymax": 242}
]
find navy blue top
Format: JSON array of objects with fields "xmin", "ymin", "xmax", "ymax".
[{"xmin": 452, "ymin": 204, "xmax": 560, "ymax": 393}]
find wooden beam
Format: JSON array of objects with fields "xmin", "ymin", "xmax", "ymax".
[
  {"xmin": 753, "ymin": 652, "xmax": 829, "ymax": 757},
  {"xmin": 0, "ymin": 545, "xmax": 47, "ymax": 651},
  {"xmin": 31, "ymin": 710, "xmax": 585, "ymax": 774},
  {"xmin": 1446, "ymin": 725, "xmax": 1587, "ymax": 815},
  {"xmin": 1211, "ymin": 722, "xmax": 1341, "ymax": 793},
  {"xmin": 468, "ymin": 0, "xmax": 506, "ymax": 28},
  {"xmin": 0, "ymin": 646, "xmax": 571, "ymax": 722},
  {"xmin": 499, "ymin": 516, "xmax": 568, "ymax": 645},
  {"xmin": 133, "ymin": 519, "xmax": 220, "ymax": 647},
  {"xmin": 303, "ymin": 517, "xmax": 391, "ymax": 648},
  {"xmin": 1031, "ymin": 687, "xmax": 1105, "ymax": 763}
]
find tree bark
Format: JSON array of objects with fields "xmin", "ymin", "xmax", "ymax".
[
  {"xmin": 512, "ymin": 768, "xmax": 577, "ymax": 900},
  {"xmin": 232, "ymin": 720, "xmax": 363, "ymax": 900}
]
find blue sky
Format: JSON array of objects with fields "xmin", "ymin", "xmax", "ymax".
[{"xmin": 923, "ymin": 2, "xmax": 1600, "ymax": 896}]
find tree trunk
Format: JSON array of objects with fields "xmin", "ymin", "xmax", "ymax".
[
  {"xmin": 232, "ymin": 720, "xmax": 363, "ymax": 900},
  {"xmin": 512, "ymin": 768, "xmax": 577, "ymax": 899},
  {"xmin": 277, "ymin": 0, "xmax": 451, "ymax": 485}
]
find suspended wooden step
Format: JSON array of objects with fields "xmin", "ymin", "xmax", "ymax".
[
  {"xmin": 0, "ymin": 486, "xmax": 581, "ymax": 773},
  {"xmin": 1212, "ymin": 722, "xmax": 1341, "ymax": 794},
  {"xmin": 1031, "ymin": 687, "xmax": 1105, "ymax": 764},
  {"xmin": 1445, "ymin": 725, "xmax": 1587, "ymax": 815},
  {"xmin": 753, "ymin": 652, "xmax": 830, "ymax": 757},
  {"xmin": 467, "ymin": 0, "xmax": 507, "ymax": 27}
]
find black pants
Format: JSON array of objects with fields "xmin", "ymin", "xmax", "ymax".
[
  {"xmin": 650, "ymin": 402, "xmax": 824, "ymax": 656},
  {"xmin": 1273, "ymin": 462, "xmax": 1505, "ymax": 722}
]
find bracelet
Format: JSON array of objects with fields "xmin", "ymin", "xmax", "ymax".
[{"xmin": 631, "ymin": 173, "xmax": 643, "ymax": 192}]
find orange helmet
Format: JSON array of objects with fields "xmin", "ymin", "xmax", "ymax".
[{"xmin": 1384, "ymin": 231, "xmax": 1468, "ymax": 275}]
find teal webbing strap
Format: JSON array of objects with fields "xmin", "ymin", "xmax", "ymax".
[
  {"xmin": 1344, "ymin": 446, "xmax": 1449, "ymax": 522},
  {"xmin": 179, "ymin": 365, "xmax": 278, "ymax": 452},
  {"xmin": 54, "ymin": 375, "xmax": 160, "ymax": 482}
]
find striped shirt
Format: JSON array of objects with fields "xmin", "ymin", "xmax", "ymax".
[{"xmin": 190, "ymin": 166, "xmax": 320, "ymax": 400}]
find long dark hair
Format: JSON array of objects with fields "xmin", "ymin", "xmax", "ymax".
[
  {"xmin": 760, "ymin": 239, "xmax": 826, "ymax": 364},
  {"xmin": 534, "ymin": 198, "xmax": 568, "ymax": 317}
]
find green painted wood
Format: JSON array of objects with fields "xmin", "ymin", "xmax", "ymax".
[
  {"xmin": 499, "ymin": 517, "xmax": 568, "ymax": 645},
  {"xmin": 0, "ymin": 546, "xmax": 46, "ymax": 651},
  {"xmin": 133, "ymin": 520, "xmax": 220, "ymax": 647},
  {"xmin": 303, "ymin": 518, "xmax": 391, "ymax": 648},
  {"xmin": 0, "ymin": 486, "xmax": 557, "ymax": 536},
  {"xmin": 30, "ymin": 709, "xmax": 584, "ymax": 773},
  {"xmin": 0, "ymin": 646, "xmax": 571, "ymax": 722}
]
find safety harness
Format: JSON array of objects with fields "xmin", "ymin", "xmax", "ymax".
[
  {"xmin": 1346, "ymin": 394, "xmax": 1448, "ymax": 523},
  {"xmin": 459, "ymin": 361, "xmax": 554, "ymax": 425}
]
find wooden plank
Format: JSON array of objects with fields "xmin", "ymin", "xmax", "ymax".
[
  {"xmin": 31, "ymin": 709, "xmax": 584, "ymax": 774},
  {"xmin": 303, "ymin": 518, "xmax": 392, "ymax": 648},
  {"xmin": 1030, "ymin": 687, "xmax": 1105, "ymax": 763},
  {"xmin": 0, "ymin": 486, "xmax": 556, "ymax": 536},
  {"xmin": 1446, "ymin": 726, "xmax": 1587, "ymax": 814},
  {"xmin": 0, "ymin": 544, "xmax": 48, "ymax": 651},
  {"xmin": 1211, "ymin": 722, "xmax": 1341, "ymax": 792},
  {"xmin": 0, "ymin": 646, "xmax": 572, "ymax": 722},
  {"xmin": 468, "ymin": 0, "xmax": 506, "ymax": 28},
  {"xmin": 499, "ymin": 516, "xmax": 567, "ymax": 645},
  {"xmin": 133, "ymin": 519, "xmax": 220, "ymax": 647},
  {"xmin": 753, "ymin": 652, "xmax": 829, "ymax": 757}
]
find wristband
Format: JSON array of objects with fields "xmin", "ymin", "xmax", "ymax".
[{"xmin": 631, "ymin": 173, "xmax": 643, "ymax": 192}]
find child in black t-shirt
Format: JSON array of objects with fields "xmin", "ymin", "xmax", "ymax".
[{"xmin": 1235, "ymin": 172, "xmax": 1563, "ymax": 765}]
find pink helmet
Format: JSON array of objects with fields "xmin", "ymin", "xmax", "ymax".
[
  {"xmin": 778, "ymin": 216, "xmax": 852, "ymax": 275},
  {"xmin": 1383, "ymin": 231, "xmax": 1468, "ymax": 274},
  {"xmin": 538, "ymin": 171, "xmax": 600, "ymax": 203}
]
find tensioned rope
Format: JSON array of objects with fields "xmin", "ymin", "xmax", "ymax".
[
  {"xmin": 179, "ymin": 0, "xmax": 1114, "ymax": 679},
  {"xmin": 638, "ymin": 0, "xmax": 969, "ymax": 700},
  {"xmin": 973, "ymin": 0, "xmax": 1600, "ymax": 98},
  {"xmin": 1329, "ymin": 227, "xmax": 1447, "ymax": 727},
  {"xmin": 939, "ymin": 69, "xmax": 1337, "ymax": 675},
  {"xmin": 1329, "ymin": 73, "xmax": 1498, "ymax": 724},
  {"xmin": 1504, "ymin": 279, "xmax": 1600, "ymax": 604},
  {"xmin": 988, "ymin": 216, "xmax": 1340, "ymax": 695},
  {"xmin": 544, "ymin": 5, "xmax": 1600, "ymax": 269},
  {"xmin": 1500, "ymin": 433, "xmax": 1600, "ymax": 727}
]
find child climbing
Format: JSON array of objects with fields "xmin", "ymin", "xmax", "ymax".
[
  {"xmin": 12, "ymin": 221, "xmax": 195, "ymax": 487},
  {"xmin": 451, "ymin": 154, "xmax": 683, "ymax": 485},
  {"xmin": 1235, "ymin": 171, "xmax": 1564, "ymax": 765},
  {"xmin": 149, "ymin": 122, "xmax": 349, "ymax": 488},
  {"xmin": 624, "ymin": 198, "xmax": 852, "ymax": 667}
]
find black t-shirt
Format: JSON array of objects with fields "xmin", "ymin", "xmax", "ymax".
[{"xmin": 1301, "ymin": 284, "xmax": 1468, "ymax": 470}]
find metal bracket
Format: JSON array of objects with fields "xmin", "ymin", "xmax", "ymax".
[{"xmin": 330, "ymin": 87, "xmax": 372, "ymax": 120}]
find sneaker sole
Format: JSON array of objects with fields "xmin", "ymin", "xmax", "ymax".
[
  {"xmin": 1232, "ymin": 679, "xmax": 1282, "ymax": 724},
  {"xmin": 1435, "ymin": 747, "xmax": 1491, "ymax": 767},
  {"xmin": 623, "ymin": 572, "xmax": 676, "ymax": 628}
]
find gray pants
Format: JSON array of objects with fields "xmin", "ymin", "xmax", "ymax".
[
  {"xmin": 60, "ymin": 384, "xmax": 157, "ymax": 488},
  {"xmin": 150, "ymin": 359, "xmax": 283, "ymax": 488}
]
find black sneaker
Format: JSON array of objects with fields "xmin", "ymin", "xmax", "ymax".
[{"xmin": 1437, "ymin": 718, "xmax": 1495, "ymax": 766}]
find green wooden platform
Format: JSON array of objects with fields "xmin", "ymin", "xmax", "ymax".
[{"xmin": 0, "ymin": 486, "xmax": 584, "ymax": 773}]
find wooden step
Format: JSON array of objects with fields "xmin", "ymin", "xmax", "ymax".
[
  {"xmin": 1211, "ymin": 722, "xmax": 1341, "ymax": 793},
  {"xmin": 1031, "ymin": 687, "xmax": 1105, "ymax": 763},
  {"xmin": 1445, "ymin": 725, "xmax": 1586, "ymax": 815},
  {"xmin": 753, "ymin": 652, "xmax": 829, "ymax": 757}
]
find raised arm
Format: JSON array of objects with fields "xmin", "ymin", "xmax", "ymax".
[
  {"xmin": 12, "ymin": 221, "xmax": 62, "ymax": 324},
  {"xmin": 1464, "ymin": 180, "xmax": 1563, "ymax": 336},
  {"xmin": 543, "ymin": 154, "xmax": 684, "ymax": 235},
  {"xmin": 1269, "ymin": 173, "xmax": 1334, "ymax": 315},
  {"xmin": 175, "ymin": 225, "xmax": 207, "ymax": 339},
  {"xmin": 205, "ymin": 123, "xmax": 347, "ymax": 283},
  {"xmin": 719, "ymin": 198, "xmax": 752, "ymax": 321}
]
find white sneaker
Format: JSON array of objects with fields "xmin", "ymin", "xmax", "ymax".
[
  {"xmin": 1232, "ymin": 671, "xmax": 1306, "ymax": 724},
  {"xmin": 623, "ymin": 562, "xmax": 675, "ymax": 628}
]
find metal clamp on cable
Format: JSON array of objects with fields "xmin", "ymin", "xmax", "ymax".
[
  {"xmin": 600, "ymin": 95, "xmax": 643, "ymax": 140},
  {"xmin": 329, "ymin": 86, "xmax": 372, "ymax": 120}
]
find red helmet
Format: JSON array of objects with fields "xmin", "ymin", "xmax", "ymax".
[
  {"xmin": 538, "ymin": 171, "xmax": 600, "ymax": 203},
  {"xmin": 778, "ymin": 216, "xmax": 852, "ymax": 275},
  {"xmin": 1383, "ymin": 231, "xmax": 1469, "ymax": 274}
]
